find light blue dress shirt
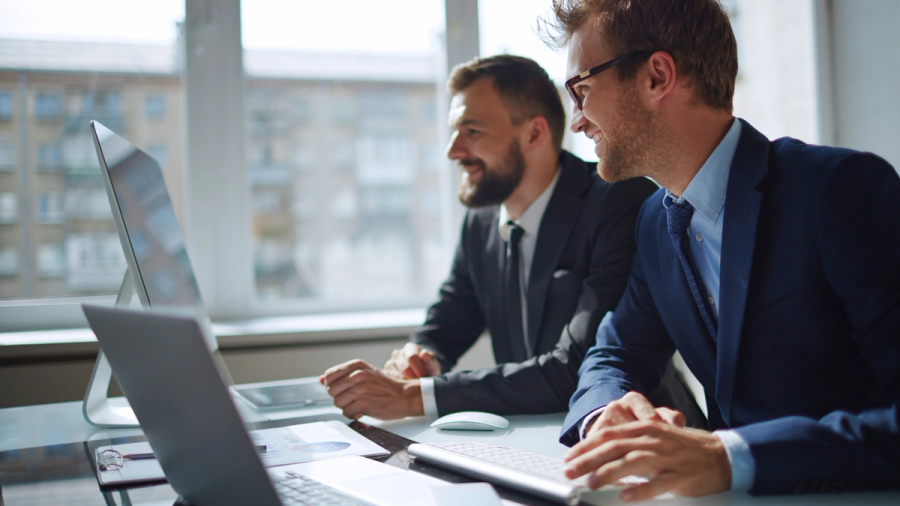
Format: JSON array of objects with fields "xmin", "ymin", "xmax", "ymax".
[
  {"xmin": 666, "ymin": 118, "xmax": 755, "ymax": 492},
  {"xmin": 581, "ymin": 118, "xmax": 755, "ymax": 492}
]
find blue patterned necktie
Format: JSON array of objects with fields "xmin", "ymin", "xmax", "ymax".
[
  {"xmin": 665, "ymin": 197, "xmax": 718, "ymax": 341},
  {"xmin": 505, "ymin": 221, "xmax": 527, "ymax": 360}
]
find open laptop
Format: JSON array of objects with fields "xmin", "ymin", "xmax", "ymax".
[{"xmin": 82, "ymin": 304, "xmax": 450, "ymax": 506}]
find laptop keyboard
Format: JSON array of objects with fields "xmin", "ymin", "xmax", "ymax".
[
  {"xmin": 423, "ymin": 442, "xmax": 576, "ymax": 483},
  {"xmin": 274, "ymin": 472, "xmax": 364, "ymax": 506}
]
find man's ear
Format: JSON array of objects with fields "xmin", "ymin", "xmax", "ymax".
[
  {"xmin": 643, "ymin": 51, "xmax": 678, "ymax": 106},
  {"xmin": 523, "ymin": 116, "xmax": 551, "ymax": 150}
]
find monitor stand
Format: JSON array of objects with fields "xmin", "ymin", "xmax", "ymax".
[{"xmin": 83, "ymin": 270, "xmax": 141, "ymax": 428}]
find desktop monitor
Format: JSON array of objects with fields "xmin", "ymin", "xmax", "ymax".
[
  {"xmin": 91, "ymin": 121, "xmax": 205, "ymax": 313},
  {"xmin": 85, "ymin": 121, "xmax": 328, "ymax": 428},
  {"xmin": 84, "ymin": 121, "xmax": 228, "ymax": 427}
]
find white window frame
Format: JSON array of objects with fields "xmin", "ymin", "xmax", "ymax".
[{"xmin": 0, "ymin": 0, "xmax": 479, "ymax": 332}]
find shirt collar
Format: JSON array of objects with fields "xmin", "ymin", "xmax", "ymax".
[
  {"xmin": 499, "ymin": 163, "xmax": 562, "ymax": 241},
  {"xmin": 664, "ymin": 118, "xmax": 742, "ymax": 222}
]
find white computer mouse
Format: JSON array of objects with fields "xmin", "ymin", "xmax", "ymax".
[{"xmin": 430, "ymin": 411, "xmax": 510, "ymax": 431}]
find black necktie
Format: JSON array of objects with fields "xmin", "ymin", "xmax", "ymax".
[
  {"xmin": 665, "ymin": 197, "xmax": 718, "ymax": 341},
  {"xmin": 505, "ymin": 221, "xmax": 526, "ymax": 359}
]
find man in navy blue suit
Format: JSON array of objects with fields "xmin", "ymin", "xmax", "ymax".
[{"xmin": 543, "ymin": 0, "xmax": 900, "ymax": 500}]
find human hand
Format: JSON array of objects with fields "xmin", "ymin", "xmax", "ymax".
[
  {"xmin": 319, "ymin": 359, "xmax": 423, "ymax": 420},
  {"xmin": 586, "ymin": 391, "xmax": 686, "ymax": 437},
  {"xmin": 564, "ymin": 420, "xmax": 731, "ymax": 501},
  {"xmin": 383, "ymin": 342, "xmax": 441, "ymax": 379}
]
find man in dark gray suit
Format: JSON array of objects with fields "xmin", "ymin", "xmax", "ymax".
[{"xmin": 319, "ymin": 55, "xmax": 697, "ymax": 423}]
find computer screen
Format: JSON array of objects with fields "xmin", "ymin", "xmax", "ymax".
[{"xmin": 91, "ymin": 121, "xmax": 203, "ymax": 309}]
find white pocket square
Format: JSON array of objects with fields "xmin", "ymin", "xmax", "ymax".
[{"xmin": 553, "ymin": 269, "xmax": 570, "ymax": 279}]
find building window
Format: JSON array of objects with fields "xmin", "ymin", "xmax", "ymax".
[
  {"xmin": 0, "ymin": 137, "xmax": 14, "ymax": 171},
  {"xmin": 37, "ymin": 143, "xmax": 62, "ymax": 171},
  {"xmin": 35, "ymin": 192, "xmax": 65, "ymax": 224},
  {"xmin": 36, "ymin": 243, "xmax": 66, "ymax": 277},
  {"xmin": 63, "ymin": 135, "xmax": 98, "ymax": 173},
  {"xmin": 65, "ymin": 189, "xmax": 112, "ymax": 220},
  {"xmin": 146, "ymin": 143, "xmax": 168, "ymax": 168},
  {"xmin": 145, "ymin": 93, "xmax": 166, "ymax": 119},
  {"xmin": 0, "ymin": 248, "xmax": 17, "ymax": 276},
  {"xmin": 0, "ymin": 193, "xmax": 17, "ymax": 224},
  {"xmin": 0, "ymin": 90, "xmax": 11, "ymax": 120},
  {"xmin": 82, "ymin": 90, "xmax": 122, "ymax": 116},
  {"xmin": 35, "ymin": 92, "xmax": 61, "ymax": 119}
]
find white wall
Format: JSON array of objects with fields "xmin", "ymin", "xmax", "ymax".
[{"xmin": 828, "ymin": 0, "xmax": 900, "ymax": 169}]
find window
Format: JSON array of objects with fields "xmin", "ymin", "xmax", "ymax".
[
  {"xmin": 727, "ymin": 0, "xmax": 818, "ymax": 142},
  {"xmin": 479, "ymin": 0, "xmax": 594, "ymax": 160},
  {"xmin": 242, "ymin": 0, "xmax": 449, "ymax": 306},
  {"xmin": 36, "ymin": 244, "xmax": 66, "ymax": 277},
  {"xmin": 0, "ymin": 193, "xmax": 17, "ymax": 223},
  {"xmin": 0, "ymin": 1, "xmax": 185, "ymax": 305},
  {"xmin": 0, "ymin": 248, "xmax": 17, "ymax": 276},
  {"xmin": 35, "ymin": 192, "xmax": 65, "ymax": 224},
  {"xmin": 145, "ymin": 93, "xmax": 166, "ymax": 119},
  {"xmin": 35, "ymin": 92, "xmax": 61, "ymax": 119},
  {"xmin": 0, "ymin": 90, "xmax": 11, "ymax": 120},
  {"xmin": 0, "ymin": 137, "xmax": 14, "ymax": 171},
  {"xmin": 146, "ymin": 143, "xmax": 168, "ymax": 168},
  {"xmin": 37, "ymin": 143, "xmax": 62, "ymax": 171},
  {"xmin": 63, "ymin": 135, "xmax": 99, "ymax": 174}
]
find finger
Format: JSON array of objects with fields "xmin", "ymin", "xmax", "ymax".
[
  {"xmin": 332, "ymin": 382, "xmax": 370, "ymax": 410},
  {"xmin": 420, "ymin": 350, "xmax": 440, "ymax": 374},
  {"xmin": 620, "ymin": 472, "xmax": 678, "ymax": 502},
  {"xmin": 321, "ymin": 359, "xmax": 371, "ymax": 386},
  {"xmin": 325, "ymin": 369, "xmax": 372, "ymax": 398},
  {"xmin": 596, "ymin": 403, "xmax": 639, "ymax": 428},
  {"xmin": 565, "ymin": 436, "xmax": 658, "ymax": 480},
  {"xmin": 655, "ymin": 407, "xmax": 686, "ymax": 428},
  {"xmin": 620, "ymin": 391, "xmax": 662, "ymax": 421},
  {"xmin": 406, "ymin": 354, "xmax": 432, "ymax": 378},
  {"xmin": 586, "ymin": 449, "xmax": 659, "ymax": 489},
  {"xmin": 340, "ymin": 399, "xmax": 366, "ymax": 420}
]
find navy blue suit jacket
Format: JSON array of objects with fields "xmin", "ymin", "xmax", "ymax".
[{"xmin": 561, "ymin": 120, "xmax": 900, "ymax": 494}]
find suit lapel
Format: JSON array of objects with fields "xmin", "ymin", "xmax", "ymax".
[
  {"xmin": 714, "ymin": 119, "xmax": 770, "ymax": 425},
  {"xmin": 526, "ymin": 152, "xmax": 587, "ymax": 355}
]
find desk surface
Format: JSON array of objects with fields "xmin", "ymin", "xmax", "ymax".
[{"xmin": 1, "ymin": 400, "xmax": 898, "ymax": 506}]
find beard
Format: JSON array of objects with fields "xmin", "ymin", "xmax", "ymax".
[
  {"xmin": 596, "ymin": 83, "xmax": 660, "ymax": 183},
  {"xmin": 457, "ymin": 139, "xmax": 526, "ymax": 207}
]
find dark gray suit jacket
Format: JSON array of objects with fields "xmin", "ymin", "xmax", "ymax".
[{"xmin": 412, "ymin": 150, "xmax": 659, "ymax": 415}]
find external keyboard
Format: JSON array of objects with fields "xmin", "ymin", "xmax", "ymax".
[
  {"xmin": 408, "ymin": 442, "xmax": 586, "ymax": 505},
  {"xmin": 274, "ymin": 472, "xmax": 365, "ymax": 506}
]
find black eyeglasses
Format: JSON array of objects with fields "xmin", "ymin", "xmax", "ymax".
[{"xmin": 565, "ymin": 50, "xmax": 655, "ymax": 110}]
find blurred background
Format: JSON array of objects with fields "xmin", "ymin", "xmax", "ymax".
[{"xmin": 0, "ymin": 0, "xmax": 897, "ymax": 406}]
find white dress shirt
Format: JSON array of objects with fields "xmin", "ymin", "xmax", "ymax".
[{"xmin": 420, "ymin": 165, "xmax": 562, "ymax": 419}]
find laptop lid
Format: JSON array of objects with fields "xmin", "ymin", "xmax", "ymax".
[{"xmin": 82, "ymin": 304, "xmax": 280, "ymax": 506}]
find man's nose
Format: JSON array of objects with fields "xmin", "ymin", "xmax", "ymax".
[
  {"xmin": 570, "ymin": 105, "xmax": 587, "ymax": 133},
  {"xmin": 446, "ymin": 131, "xmax": 465, "ymax": 160}
]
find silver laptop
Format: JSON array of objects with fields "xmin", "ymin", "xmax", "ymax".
[{"xmin": 82, "ymin": 304, "xmax": 448, "ymax": 506}]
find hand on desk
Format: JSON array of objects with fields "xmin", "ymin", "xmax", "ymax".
[
  {"xmin": 319, "ymin": 359, "xmax": 424, "ymax": 420},
  {"xmin": 383, "ymin": 342, "xmax": 440, "ymax": 379},
  {"xmin": 566, "ymin": 391, "xmax": 730, "ymax": 501}
]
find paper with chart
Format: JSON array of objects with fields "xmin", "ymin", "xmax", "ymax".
[{"xmin": 251, "ymin": 421, "xmax": 388, "ymax": 468}]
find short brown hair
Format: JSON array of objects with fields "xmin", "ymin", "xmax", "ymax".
[
  {"xmin": 448, "ymin": 55, "xmax": 566, "ymax": 152},
  {"xmin": 541, "ymin": 0, "xmax": 738, "ymax": 112}
]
